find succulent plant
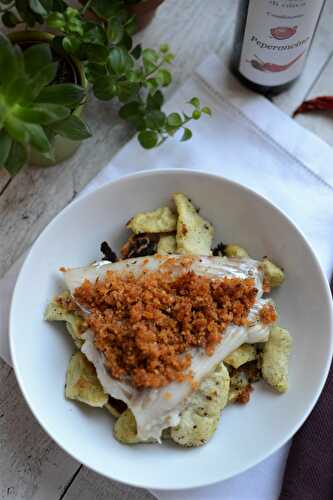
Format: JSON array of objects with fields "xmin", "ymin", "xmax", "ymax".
[
  {"xmin": 0, "ymin": 32, "xmax": 91, "ymax": 175},
  {"xmin": 0, "ymin": 0, "xmax": 211, "ymax": 155}
]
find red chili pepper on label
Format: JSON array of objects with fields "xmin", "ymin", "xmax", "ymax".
[{"xmin": 247, "ymin": 52, "xmax": 304, "ymax": 73}]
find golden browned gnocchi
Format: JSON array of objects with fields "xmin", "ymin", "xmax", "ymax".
[
  {"xmin": 65, "ymin": 352, "xmax": 108, "ymax": 407},
  {"xmin": 262, "ymin": 326, "xmax": 292, "ymax": 393},
  {"xmin": 170, "ymin": 362, "xmax": 230, "ymax": 447},
  {"xmin": 173, "ymin": 192, "xmax": 213, "ymax": 256},
  {"xmin": 127, "ymin": 206, "xmax": 177, "ymax": 234},
  {"xmin": 261, "ymin": 258, "xmax": 285, "ymax": 288},
  {"xmin": 224, "ymin": 344, "xmax": 256, "ymax": 369},
  {"xmin": 157, "ymin": 234, "xmax": 177, "ymax": 254},
  {"xmin": 224, "ymin": 244, "xmax": 249, "ymax": 259},
  {"xmin": 44, "ymin": 295, "xmax": 84, "ymax": 349}
]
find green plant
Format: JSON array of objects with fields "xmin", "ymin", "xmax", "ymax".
[
  {"xmin": 0, "ymin": 0, "xmax": 211, "ymax": 150},
  {"xmin": 0, "ymin": 33, "xmax": 91, "ymax": 175}
]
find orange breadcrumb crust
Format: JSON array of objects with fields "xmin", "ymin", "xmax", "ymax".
[
  {"xmin": 259, "ymin": 303, "xmax": 277, "ymax": 324},
  {"xmin": 73, "ymin": 270, "xmax": 259, "ymax": 390}
]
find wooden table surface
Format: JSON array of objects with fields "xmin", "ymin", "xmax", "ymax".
[{"xmin": 1, "ymin": 1, "xmax": 333, "ymax": 498}]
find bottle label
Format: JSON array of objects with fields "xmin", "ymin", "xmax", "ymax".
[{"xmin": 239, "ymin": 0, "xmax": 325, "ymax": 86}]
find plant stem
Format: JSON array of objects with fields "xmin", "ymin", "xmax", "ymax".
[
  {"xmin": 144, "ymin": 59, "xmax": 165, "ymax": 79},
  {"xmin": 80, "ymin": 0, "xmax": 93, "ymax": 16}
]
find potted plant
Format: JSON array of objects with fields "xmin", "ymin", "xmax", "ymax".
[
  {"xmin": 79, "ymin": 0, "xmax": 165, "ymax": 32},
  {"xmin": 0, "ymin": 31, "xmax": 91, "ymax": 175},
  {"xmin": 1, "ymin": 0, "xmax": 211, "ymax": 175}
]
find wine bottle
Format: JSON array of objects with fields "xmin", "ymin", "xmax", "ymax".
[{"xmin": 231, "ymin": 0, "xmax": 326, "ymax": 95}]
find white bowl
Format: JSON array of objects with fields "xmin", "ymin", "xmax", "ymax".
[{"xmin": 10, "ymin": 169, "xmax": 333, "ymax": 490}]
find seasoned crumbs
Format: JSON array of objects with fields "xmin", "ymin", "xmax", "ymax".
[
  {"xmin": 235, "ymin": 384, "xmax": 253, "ymax": 404},
  {"xmin": 56, "ymin": 294, "xmax": 81, "ymax": 315},
  {"xmin": 72, "ymin": 270, "xmax": 257, "ymax": 390},
  {"xmin": 260, "ymin": 304, "xmax": 277, "ymax": 324}
]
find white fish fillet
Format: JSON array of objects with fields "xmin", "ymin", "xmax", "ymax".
[{"xmin": 63, "ymin": 255, "xmax": 272, "ymax": 441}]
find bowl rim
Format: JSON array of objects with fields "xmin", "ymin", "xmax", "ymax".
[{"xmin": 9, "ymin": 168, "xmax": 333, "ymax": 490}]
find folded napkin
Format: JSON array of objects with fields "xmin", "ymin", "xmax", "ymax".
[{"xmin": 2, "ymin": 54, "xmax": 333, "ymax": 500}]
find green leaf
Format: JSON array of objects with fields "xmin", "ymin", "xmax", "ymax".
[
  {"xmin": 131, "ymin": 44, "xmax": 142, "ymax": 60},
  {"xmin": 29, "ymin": 0, "xmax": 48, "ymax": 16},
  {"xmin": 117, "ymin": 82, "xmax": 140, "ymax": 103},
  {"xmin": 147, "ymin": 90, "xmax": 164, "ymax": 110},
  {"xmin": 53, "ymin": 0, "xmax": 67, "ymax": 12},
  {"xmin": 37, "ymin": 84, "xmax": 85, "ymax": 106},
  {"xmin": 4, "ymin": 116, "xmax": 30, "ymax": 144},
  {"xmin": 91, "ymin": 0, "xmax": 121, "ymax": 19},
  {"xmin": 47, "ymin": 11, "xmax": 65, "ymax": 30},
  {"xmin": 16, "ymin": 0, "xmax": 39, "ymax": 26},
  {"xmin": 107, "ymin": 18, "xmax": 124, "ymax": 44},
  {"xmin": 85, "ymin": 43, "xmax": 109, "ymax": 63},
  {"xmin": 2, "ymin": 12, "xmax": 20, "ymax": 27},
  {"xmin": 49, "ymin": 115, "xmax": 92, "ymax": 140},
  {"xmin": 0, "ymin": 33, "xmax": 16, "ymax": 86},
  {"xmin": 4, "ymin": 141, "xmax": 27, "ymax": 176},
  {"xmin": 167, "ymin": 112, "xmax": 182, "ymax": 128},
  {"xmin": 160, "ymin": 44, "xmax": 169, "ymax": 54},
  {"xmin": 0, "ymin": 131, "xmax": 12, "ymax": 166},
  {"xmin": 145, "ymin": 110, "xmax": 166, "ymax": 130},
  {"xmin": 15, "ymin": 104, "xmax": 70, "ymax": 124},
  {"xmin": 202, "ymin": 106, "xmax": 212, "ymax": 116},
  {"xmin": 93, "ymin": 76, "xmax": 117, "ymax": 101},
  {"xmin": 192, "ymin": 110, "xmax": 201, "ymax": 120},
  {"xmin": 82, "ymin": 23, "xmax": 107, "ymax": 46},
  {"xmin": 146, "ymin": 78, "xmax": 159, "ymax": 93},
  {"xmin": 143, "ymin": 61, "xmax": 157, "ymax": 74},
  {"xmin": 23, "ymin": 43, "xmax": 52, "ymax": 76},
  {"xmin": 142, "ymin": 48, "xmax": 159, "ymax": 63},
  {"xmin": 181, "ymin": 127, "xmax": 192, "ymax": 142},
  {"xmin": 108, "ymin": 46, "xmax": 133, "ymax": 75},
  {"xmin": 155, "ymin": 69, "xmax": 172, "ymax": 87},
  {"xmin": 119, "ymin": 101, "xmax": 141, "ymax": 119},
  {"xmin": 32, "ymin": 62, "xmax": 58, "ymax": 96},
  {"xmin": 67, "ymin": 17, "xmax": 84, "ymax": 36},
  {"xmin": 189, "ymin": 97, "xmax": 200, "ymax": 108},
  {"xmin": 85, "ymin": 62, "xmax": 107, "ymax": 82},
  {"xmin": 62, "ymin": 36, "xmax": 81, "ymax": 54},
  {"xmin": 163, "ymin": 53, "xmax": 175, "ymax": 64},
  {"xmin": 24, "ymin": 123, "xmax": 51, "ymax": 152},
  {"xmin": 120, "ymin": 32, "xmax": 133, "ymax": 52},
  {"xmin": 40, "ymin": 0, "xmax": 54, "ymax": 13},
  {"xmin": 138, "ymin": 130, "xmax": 158, "ymax": 149},
  {"xmin": 6, "ymin": 77, "xmax": 30, "ymax": 106},
  {"xmin": 129, "ymin": 115, "xmax": 146, "ymax": 131}
]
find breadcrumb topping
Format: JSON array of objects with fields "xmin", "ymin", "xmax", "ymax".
[
  {"xmin": 260, "ymin": 304, "xmax": 277, "ymax": 324},
  {"xmin": 72, "ymin": 270, "xmax": 258, "ymax": 390}
]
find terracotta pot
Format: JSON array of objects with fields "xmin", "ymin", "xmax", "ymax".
[
  {"xmin": 80, "ymin": 0, "xmax": 165, "ymax": 32},
  {"xmin": 8, "ymin": 31, "xmax": 88, "ymax": 167},
  {"xmin": 127, "ymin": 0, "xmax": 165, "ymax": 32}
]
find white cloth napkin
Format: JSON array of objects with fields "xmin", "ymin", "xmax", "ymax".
[{"xmin": 2, "ymin": 53, "xmax": 333, "ymax": 500}]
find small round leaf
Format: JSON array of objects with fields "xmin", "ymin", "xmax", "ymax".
[
  {"xmin": 138, "ymin": 130, "xmax": 158, "ymax": 149},
  {"xmin": 167, "ymin": 112, "xmax": 182, "ymax": 128},
  {"xmin": 181, "ymin": 127, "xmax": 192, "ymax": 142}
]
